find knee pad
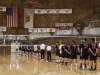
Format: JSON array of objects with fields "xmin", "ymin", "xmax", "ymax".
[{"xmin": 94, "ymin": 60, "xmax": 96, "ymax": 63}]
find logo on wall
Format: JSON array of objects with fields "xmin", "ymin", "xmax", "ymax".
[
  {"xmin": 32, "ymin": 29, "xmax": 34, "ymax": 32},
  {"xmin": 50, "ymin": 29, "xmax": 52, "ymax": 32},
  {"xmin": 25, "ymin": 14, "xmax": 30, "ymax": 23},
  {"xmin": 40, "ymin": 29, "xmax": 43, "ymax": 32}
]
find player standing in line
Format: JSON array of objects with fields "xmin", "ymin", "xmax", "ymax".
[
  {"xmin": 21, "ymin": 43, "xmax": 25, "ymax": 56},
  {"xmin": 37, "ymin": 42, "xmax": 41, "ymax": 60},
  {"xmin": 55, "ymin": 41, "xmax": 60, "ymax": 63},
  {"xmin": 78, "ymin": 40, "xmax": 83, "ymax": 69},
  {"xmin": 27, "ymin": 43, "xmax": 29, "ymax": 57},
  {"xmin": 59, "ymin": 41, "xmax": 64, "ymax": 64},
  {"xmin": 23, "ymin": 43, "xmax": 27, "ymax": 56},
  {"xmin": 30, "ymin": 42, "xmax": 33, "ymax": 58},
  {"xmin": 65, "ymin": 41, "xmax": 71, "ymax": 66},
  {"xmin": 89, "ymin": 38, "xmax": 98, "ymax": 71},
  {"xmin": 19, "ymin": 43, "xmax": 22, "ymax": 55},
  {"xmin": 31, "ymin": 42, "xmax": 34, "ymax": 58},
  {"xmin": 61, "ymin": 43, "xmax": 66, "ymax": 65},
  {"xmin": 27, "ymin": 43, "xmax": 31, "ymax": 58},
  {"xmin": 70, "ymin": 40, "xmax": 77, "ymax": 66},
  {"xmin": 25, "ymin": 43, "xmax": 28, "ymax": 57},
  {"xmin": 15, "ymin": 43, "xmax": 19, "ymax": 55},
  {"xmin": 23, "ymin": 43, "xmax": 26, "ymax": 56},
  {"xmin": 34, "ymin": 42, "xmax": 38, "ymax": 59},
  {"xmin": 81, "ymin": 38, "xmax": 89, "ymax": 70}
]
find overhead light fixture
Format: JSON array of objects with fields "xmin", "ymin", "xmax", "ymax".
[
  {"xmin": 31, "ymin": 37, "xmax": 33, "ymax": 39},
  {"xmin": 10, "ymin": 38, "xmax": 12, "ymax": 40},
  {"xmin": 17, "ymin": 36, "xmax": 19, "ymax": 40}
]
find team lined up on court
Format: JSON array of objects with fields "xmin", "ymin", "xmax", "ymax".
[
  {"xmin": 55, "ymin": 38, "xmax": 98, "ymax": 71},
  {"xmin": 17, "ymin": 42, "xmax": 52, "ymax": 62},
  {"xmin": 16, "ymin": 38, "xmax": 98, "ymax": 71}
]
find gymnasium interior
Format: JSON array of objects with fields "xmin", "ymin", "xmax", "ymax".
[{"xmin": 0, "ymin": 0, "xmax": 100, "ymax": 75}]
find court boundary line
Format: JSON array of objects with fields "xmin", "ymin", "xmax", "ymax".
[{"xmin": 0, "ymin": 55, "xmax": 30, "ymax": 75}]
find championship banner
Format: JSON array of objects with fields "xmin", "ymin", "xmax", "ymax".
[
  {"xmin": 53, "ymin": 9, "xmax": 62, "ymax": 14},
  {"xmin": 29, "ymin": 28, "xmax": 37, "ymax": 32},
  {"xmin": 38, "ymin": 28, "xmax": 46, "ymax": 32},
  {"xmin": 0, "ymin": 27, "xmax": 6, "ymax": 31},
  {"xmin": 34, "ymin": 9, "xmax": 44, "ymax": 14},
  {"xmin": 55, "ymin": 23, "xmax": 73, "ymax": 30},
  {"xmin": 47, "ymin": 28, "xmax": 55, "ymax": 32},
  {"xmin": 27, "ymin": 0, "xmax": 39, "ymax": 3},
  {"xmin": 43, "ymin": 9, "xmax": 54, "ymax": 14},
  {"xmin": 0, "ymin": 6, "xmax": 6, "ymax": 11},
  {"xmin": 62, "ymin": 9, "xmax": 72, "ymax": 14},
  {"xmin": 34, "ymin": 9, "xmax": 72, "ymax": 14},
  {"xmin": 57, "ymin": 30, "xmax": 72, "ymax": 35}
]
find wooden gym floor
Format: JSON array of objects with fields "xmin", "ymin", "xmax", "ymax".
[{"xmin": 0, "ymin": 53, "xmax": 100, "ymax": 75}]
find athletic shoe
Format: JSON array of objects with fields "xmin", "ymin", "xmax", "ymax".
[
  {"xmin": 89, "ymin": 68, "xmax": 93, "ymax": 71},
  {"xmin": 60, "ymin": 63, "xmax": 63, "ymax": 65},
  {"xmin": 80, "ymin": 68, "xmax": 85, "ymax": 70},
  {"xmin": 93, "ymin": 68, "xmax": 96, "ymax": 71},
  {"xmin": 46, "ymin": 61, "xmax": 48, "ymax": 62},
  {"xmin": 79, "ymin": 66, "xmax": 82, "ymax": 69},
  {"xmin": 70, "ymin": 64, "xmax": 72, "ymax": 67}
]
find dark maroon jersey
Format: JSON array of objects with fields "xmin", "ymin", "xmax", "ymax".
[
  {"xmin": 89, "ymin": 43, "xmax": 97, "ymax": 53},
  {"xmin": 81, "ymin": 42, "xmax": 89, "ymax": 51},
  {"xmin": 70, "ymin": 44, "xmax": 77, "ymax": 54}
]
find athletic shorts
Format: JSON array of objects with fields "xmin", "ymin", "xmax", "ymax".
[
  {"xmin": 22, "ymin": 48, "xmax": 25, "ymax": 51},
  {"xmin": 27, "ymin": 50, "xmax": 31, "ymax": 52},
  {"xmin": 34, "ymin": 51, "xmax": 38, "ymax": 53},
  {"xmin": 61, "ymin": 51, "xmax": 66, "ymax": 58},
  {"xmin": 82, "ymin": 53, "xmax": 88, "ymax": 60},
  {"xmin": 90, "ymin": 54, "xmax": 97, "ymax": 60},
  {"xmin": 70, "ymin": 53, "xmax": 77, "ymax": 59},
  {"xmin": 25, "ymin": 49, "xmax": 27, "ymax": 52},
  {"xmin": 19, "ymin": 48, "xmax": 21, "ymax": 51},
  {"xmin": 56, "ymin": 50, "xmax": 60, "ymax": 56},
  {"xmin": 65, "ymin": 53, "xmax": 70, "ymax": 58},
  {"xmin": 38, "ymin": 50, "xmax": 41, "ymax": 53},
  {"xmin": 30, "ymin": 50, "xmax": 32, "ymax": 52},
  {"xmin": 31, "ymin": 50, "xmax": 34, "ymax": 52},
  {"xmin": 59, "ymin": 53, "xmax": 62, "ymax": 57},
  {"xmin": 16, "ymin": 49, "xmax": 18, "ymax": 50},
  {"xmin": 80, "ymin": 55, "xmax": 83, "ymax": 60}
]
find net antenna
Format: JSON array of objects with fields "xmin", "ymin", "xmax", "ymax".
[{"xmin": 88, "ymin": 20, "xmax": 99, "ymax": 29}]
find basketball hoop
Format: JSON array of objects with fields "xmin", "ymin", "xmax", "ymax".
[{"xmin": 88, "ymin": 24, "xmax": 96, "ymax": 29}]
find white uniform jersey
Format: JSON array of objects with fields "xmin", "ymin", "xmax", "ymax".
[
  {"xmin": 59, "ymin": 44, "xmax": 63, "ymax": 50},
  {"xmin": 40, "ymin": 43, "xmax": 45, "ymax": 50},
  {"xmin": 46, "ymin": 46, "xmax": 51, "ymax": 51},
  {"xmin": 16, "ymin": 44, "xmax": 19, "ymax": 49},
  {"xmin": 34, "ymin": 45, "xmax": 38, "ymax": 51}
]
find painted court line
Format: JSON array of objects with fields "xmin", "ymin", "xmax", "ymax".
[{"xmin": 0, "ymin": 55, "xmax": 30, "ymax": 75}]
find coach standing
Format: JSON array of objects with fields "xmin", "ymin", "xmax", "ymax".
[
  {"xmin": 46, "ymin": 44, "xmax": 52, "ymax": 62},
  {"xmin": 40, "ymin": 42, "xmax": 46, "ymax": 60}
]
